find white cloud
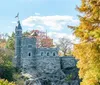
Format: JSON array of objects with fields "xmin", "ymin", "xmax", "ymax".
[
  {"xmin": 27, "ymin": 28, "xmax": 33, "ymax": 31},
  {"xmin": 22, "ymin": 16, "xmax": 35, "ymax": 27},
  {"xmin": 48, "ymin": 32, "xmax": 75, "ymax": 40},
  {"xmin": 27, "ymin": 26, "xmax": 45, "ymax": 31},
  {"xmin": 22, "ymin": 15, "xmax": 80, "ymax": 44},
  {"xmin": 48, "ymin": 32, "xmax": 79, "ymax": 44},
  {"xmin": 22, "ymin": 15, "xmax": 79, "ymax": 31},
  {"xmin": 36, "ymin": 25, "xmax": 45, "ymax": 31}
]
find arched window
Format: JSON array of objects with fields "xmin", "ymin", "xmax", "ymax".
[
  {"xmin": 47, "ymin": 52, "xmax": 49, "ymax": 56},
  {"xmin": 28, "ymin": 52, "xmax": 32, "ymax": 57},
  {"xmin": 29, "ymin": 53, "xmax": 31, "ymax": 56},
  {"xmin": 53, "ymin": 52, "xmax": 55, "ymax": 56}
]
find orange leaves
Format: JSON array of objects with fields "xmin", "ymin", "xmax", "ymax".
[
  {"xmin": 30, "ymin": 30, "xmax": 54, "ymax": 47},
  {"xmin": 41, "ymin": 38, "xmax": 53, "ymax": 48},
  {"xmin": 77, "ymin": 6, "xmax": 88, "ymax": 12}
]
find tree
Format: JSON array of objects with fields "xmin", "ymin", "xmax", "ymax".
[
  {"xmin": 30, "ymin": 30, "xmax": 54, "ymax": 47},
  {"xmin": 6, "ymin": 31, "xmax": 30, "ymax": 51},
  {"xmin": 6, "ymin": 32, "xmax": 15, "ymax": 51},
  {"xmin": 69, "ymin": 0, "xmax": 100, "ymax": 85},
  {"xmin": 0, "ymin": 33, "xmax": 7, "ymax": 48},
  {"xmin": 0, "ymin": 48, "xmax": 14, "ymax": 65},
  {"xmin": 0, "ymin": 40, "xmax": 6, "ymax": 48},
  {"xmin": 0, "ymin": 33, "xmax": 8, "ymax": 40},
  {"xmin": 0, "ymin": 48, "xmax": 14, "ymax": 81},
  {"xmin": 56, "ymin": 37, "xmax": 72, "ymax": 56},
  {"xmin": 23, "ymin": 31, "xmax": 30, "ymax": 37}
]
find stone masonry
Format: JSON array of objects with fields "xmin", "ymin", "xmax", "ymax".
[{"xmin": 15, "ymin": 21, "xmax": 80, "ymax": 85}]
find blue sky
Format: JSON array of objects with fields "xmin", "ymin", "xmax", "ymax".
[{"xmin": 0, "ymin": 0, "xmax": 81, "ymax": 42}]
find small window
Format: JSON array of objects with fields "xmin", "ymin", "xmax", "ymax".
[
  {"xmin": 54, "ymin": 66, "xmax": 56, "ymax": 68},
  {"xmin": 28, "ymin": 45, "xmax": 32, "ymax": 48},
  {"xmin": 53, "ymin": 53, "xmax": 55, "ymax": 56},
  {"xmin": 29, "ymin": 53, "xmax": 31, "ymax": 56},
  {"xmin": 41, "ymin": 52, "xmax": 43, "ymax": 56},
  {"xmin": 47, "ymin": 52, "xmax": 49, "ymax": 56}
]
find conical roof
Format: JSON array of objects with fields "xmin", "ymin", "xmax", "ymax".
[{"xmin": 17, "ymin": 21, "xmax": 22, "ymax": 30}]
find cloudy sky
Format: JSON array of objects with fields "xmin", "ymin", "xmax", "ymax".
[{"xmin": 0, "ymin": 0, "xmax": 81, "ymax": 43}]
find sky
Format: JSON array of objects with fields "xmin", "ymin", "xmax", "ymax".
[{"xmin": 0, "ymin": 0, "xmax": 81, "ymax": 43}]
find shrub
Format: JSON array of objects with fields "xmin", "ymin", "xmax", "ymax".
[
  {"xmin": 0, "ymin": 79, "xmax": 16, "ymax": 85},
  {"xmin": 13, "ymin": 73, "xmax": 25, "ymax": 85},
  {"xmin": 0, "ymin": 65, "xmax": 15, "ymax": 81}
]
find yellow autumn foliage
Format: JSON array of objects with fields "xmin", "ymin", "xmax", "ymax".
[
  {"xmin": 69, "ymin": 0, "xmax": 100, "ymax": 85},
  {"xmin": 0, "ymin": 79, "xmax": 16, "ymax": 85}
]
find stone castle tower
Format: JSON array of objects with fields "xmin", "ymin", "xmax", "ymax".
[{"xmin": 15, "ymin": 21, "xmax": 22, "ymax": 68}]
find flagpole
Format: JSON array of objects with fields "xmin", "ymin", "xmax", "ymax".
[
  {"xmin": 15, "ymin": 13, "xmax": 19, "ymax": 22},
  {"xmin": 18, "ymin": 15, "xmax": 19, "ymax": 21}
]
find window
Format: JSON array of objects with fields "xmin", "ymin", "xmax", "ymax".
[
  {"xmin": 28, "ymin": 45, "xmax": 32, "ymax": 48},
  {"xmin": 41, "ymin": 52, "xmax": 43, "ymax": 56},
  {"xmin": 28, "ymin": 52, "xmax": 32, "ymax": 57},
  {"xmin": 54, "ymin": 66, "xmax": 56, "ymax": 68},
  {"xmin": 53, "ymin": 52, "xmax": 55, "ymax": 56},
  {"xmin": 29, "ymin": 53, "xmax": 31, "ymax": 56},
  {"xmin": 47, "ymin": 52, "xmax": 49, "ymax": 56}
]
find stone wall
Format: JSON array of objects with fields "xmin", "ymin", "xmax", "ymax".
[
  {"xmin": 60, "ymin": 56, "xmax": 77, "ymax": 69},
  {"xmin": 24, "ymin": 56, "xmax": 80, "ymax": 85},
  {"xmin": 21, "ymin": 37, "xmax": 36, "ymax": 72},
  {"xmin": 36, "ymin": 57, "xmax": 60, "ymax": 74}
]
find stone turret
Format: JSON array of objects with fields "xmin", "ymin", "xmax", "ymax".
[{"xmin": 15, "ymin": 21, "xmax": 22, "ymax": 69}]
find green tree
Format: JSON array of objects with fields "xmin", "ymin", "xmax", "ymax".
[
  {"xmin": 6, "ymin": 31, "xmax": 30, "ymax": 51},
  {"xmin": 6, "ymin": 32, "xmax": 15, "ymax": 51},
  {"xmin": 69, "ymin": 0, "xmax": 100, "ymax": 85},
  {"xmin": 0, "ymin": 48, "xmax": 14, "ymax": 81}
]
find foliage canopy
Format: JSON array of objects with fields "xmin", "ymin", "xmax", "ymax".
[{"xmin": 69, "ymin": 0, "xmax": 100, "ymax": 85}]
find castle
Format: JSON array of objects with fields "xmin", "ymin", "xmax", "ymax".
[{"xmin": 15, "ymin": 20, "xmax": 79, "ymax": 85}]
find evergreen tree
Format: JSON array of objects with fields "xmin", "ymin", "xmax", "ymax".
[{"xmin": 69, "ymin": 0, "xmax": 100, "ymax": 85}]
